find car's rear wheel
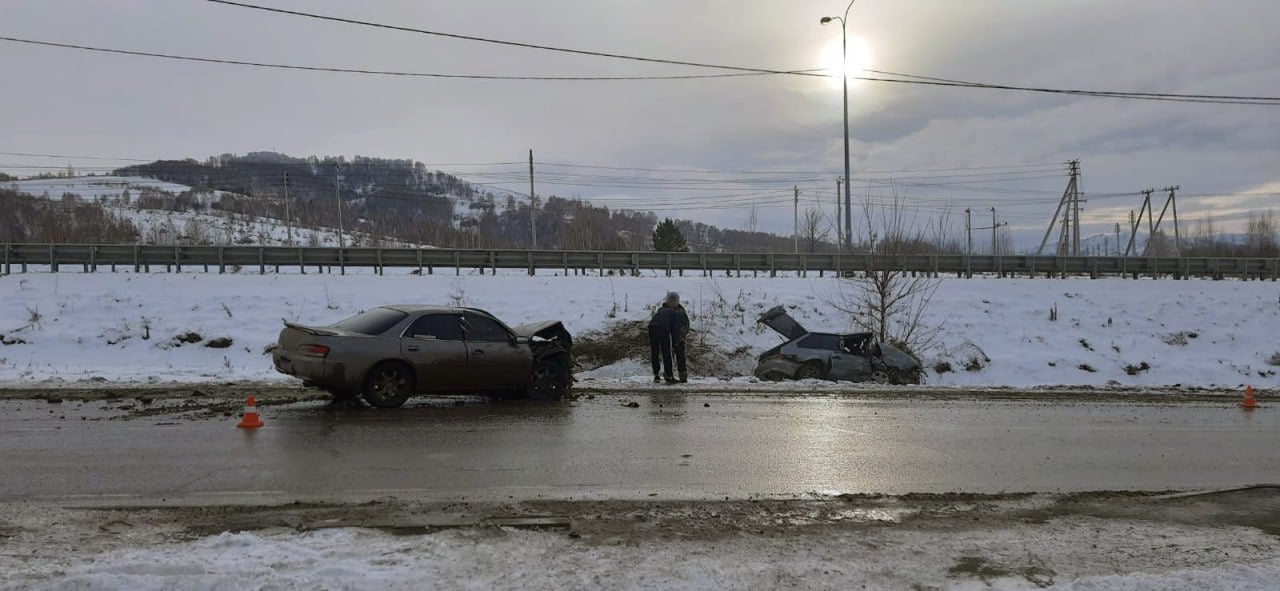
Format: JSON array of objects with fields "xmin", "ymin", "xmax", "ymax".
[
  {"xmin": 795, "ymin": 362, "xmax": 825, "ymax": 380},
  {"xmin": 869, "ymin": 370, "xmax": 890, "ymax": 384},
  {"xmin": 527, "ymin": 358, "xmax": 569, "ymax": 401},
  {"xmin": 362, "ymin": 362, "xmax": 415, "ymax": 409}
]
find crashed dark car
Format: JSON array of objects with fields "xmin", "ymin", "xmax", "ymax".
[
  {"xmin": 754, "ymin": 305, "xmax": 922, "ymax": 384},
  {"xmin": 272, "ymin": 305, "xmax": 573, "ymax": 407}
]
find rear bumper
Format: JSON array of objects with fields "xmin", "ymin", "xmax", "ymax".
[{"xmin": 272, "ymin": 350, "xmax": 354, "ymax": 390}]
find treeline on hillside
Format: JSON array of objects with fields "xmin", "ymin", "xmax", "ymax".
[
  {"xmin": 113, "ymin": 152, "xmax": 829, "ymax": 251},
  {"xmin": 0, "ymin": 190, "xmax": 139, "ymax": 243}
]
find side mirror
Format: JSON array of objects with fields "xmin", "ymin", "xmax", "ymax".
[{"xmin": 514, "ymin": 335, "xmax": 531, "ymax": 346}]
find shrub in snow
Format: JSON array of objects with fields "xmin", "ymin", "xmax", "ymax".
[
  {"xmin": 1078, "ymin": 363, "xmax": 1097, "ymax": 373},
  {"xmin": 1269, "ymin": 352, "xmax": 1280, "ymax": 367},
  {"xmin": 933, "ymin": 361, "xmax": 953, "ymax": 375},
  {"xmin": 1124, "ymin": 361, "xmax": 1152, "ymax": 375},
  {"xmin": 204, "ymin": 337, "xmax": 234, "ymax": 349},
  {"xmin": 173, "ymin": 332, "xmax": 203, "ymax": 346}
]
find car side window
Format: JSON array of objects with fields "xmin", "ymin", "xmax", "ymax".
[
  {"xmin": 405, "ymin": 314, "xmax": 464, "ymax": 341},
  {"xmin": 460, "ymin": 314, "xmax": 511, "ymax": 342},
  {"xmin": 798, "ymin": 334, "xmax": 841, "ymax": 351}
]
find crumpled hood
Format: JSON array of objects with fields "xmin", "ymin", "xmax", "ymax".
[{"xmin": 512, "ymin": 320, "xmax": 573, "ymax": 348}]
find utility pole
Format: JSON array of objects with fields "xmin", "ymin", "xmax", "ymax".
[
  {"xmin": 335, "ymin": 162, "xmax": 345, "ymax": 275},
  {"xmin": 1069, "ymin": 160, "xmax": 1080, "ymax": 255},
  {"xmin": 965, "ymin": 208, "xmax": 973, "ymax": 255},
  {"xmin": 1125, "ymin": 189, "xmax": 1153, "ymax": 256},
  {"xmin": 283, "ymin": 171, "xmax": 292, "ymax": 246},
  {"xmin": 793, "ymin": 185, "xmax": 799, "ymax": 253},
  {"xmin": 1037, "ymin": 159, "xmax": 1081, "ymax": 255},
  {"xmin": 529, "ymin": 149, "xmax": 536, "ymax": 250},
  {"xmin": 989, "ymin": 207, "xmax": 1008, "ymax": 255},
  {"xmin": 1114, "ymin": 223, "xmax": 1121, "ymax": 256},
  {"xmin": 835, "ymin": 178, "xmax": 843, "ymax": 247}
]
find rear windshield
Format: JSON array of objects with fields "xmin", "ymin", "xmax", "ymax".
[{"xmin": 332, "ymin": 308, "xmax": 408, "ymax": 336}]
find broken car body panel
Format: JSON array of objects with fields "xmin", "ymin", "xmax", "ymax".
[{"xmin": 754, "ymin": 306, "xmax": 922, "ymax": 384}]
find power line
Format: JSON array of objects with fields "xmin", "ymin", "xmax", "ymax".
[
  {"xmin": 5, "ymin": 30, "xmax": 1278, "ymax": 105},
  {"xmin": 204, "ymin": 1, "xmax": 1280, "ymax": 105},
  {"xmin": 205, "ymin": 0, "xmax": 820, "ymax": 78},
  {"xmin": 0, "ymin": 36, "xmax": 801, "ymax": 81}
]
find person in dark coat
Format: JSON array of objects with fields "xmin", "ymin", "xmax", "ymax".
[
  {"xmin": 648, "ymin": 299, "xmax": 683, "ymax": 384},
  {"xmin": 664, "ymin": 292, "xmax": 690, "ymax": 383}
]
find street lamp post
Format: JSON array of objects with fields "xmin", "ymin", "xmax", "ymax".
[{"xmin": 821, "ymin": 0, "xmax": 856, "ymax": 252}]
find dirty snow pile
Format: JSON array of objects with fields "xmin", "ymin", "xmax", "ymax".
[
  {"xmin": 0, "ymin": 271, "xmax": 1277, "ymax": 388},
  {"xmin": 4, "ymin": 522, "xmax": 1280, "ymax": 590}
]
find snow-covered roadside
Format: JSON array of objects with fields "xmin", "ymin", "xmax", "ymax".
[
  {"xmin": 1, "ymin": 272, "xmax": 1277, "ymax": 388},
  {"xmin": 4, "ymin": 508, "xmax": 1278, "ymax": 590}
]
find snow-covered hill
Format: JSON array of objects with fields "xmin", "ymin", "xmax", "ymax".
[{"xmin": 7, "ymin": 176, "xmax": 430, "ymax": 248}]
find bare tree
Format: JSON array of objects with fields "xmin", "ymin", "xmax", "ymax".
[
  {"xmin": 1246, "ymin": 210, "xmax": 1278, "ymax": 257},
  {"xmin": 800, "ymin": 207, "xmax": 830, "ymax": 253},
  {"xmin": 829, "ymin": 190, "xmax": 943, "ymax": 358},
  {"xmin": 993, "ymin": 226, "xmax": 1016, "ymax": 255}
]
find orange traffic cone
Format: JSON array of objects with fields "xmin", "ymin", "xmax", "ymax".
[
  {"xmin": 237, "ymin": 396, "xmax": 264, "ymax": 428},
  {"xmin": 1240, "ymin": 385, "xmax": 1258, "ymax": 410}
]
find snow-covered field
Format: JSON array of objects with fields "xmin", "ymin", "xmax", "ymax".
[{"xmin": 1, "ymin": 271, "xmax": 1277, "ymax": 388}]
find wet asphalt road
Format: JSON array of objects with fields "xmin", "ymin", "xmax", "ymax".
[{"xmin": 3, "ymin": 393, "xmax": 1277, "ymax": 504}]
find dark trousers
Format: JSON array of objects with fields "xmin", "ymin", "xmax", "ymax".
[
  {"xmin": 648, "ymin": 326, "xmax": 673, "ymax": 379},
  {"xmin": 673, "ymin": 337, "xmax": 687, "ymax": 376}
]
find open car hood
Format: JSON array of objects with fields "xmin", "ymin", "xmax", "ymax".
[
  {"xmin": 512, "ymin": 320, "xmax": 573, "ymax": 349},
  {"xmin": 757, "ymin": 305, "xmax": 808, "ymax": 341}
]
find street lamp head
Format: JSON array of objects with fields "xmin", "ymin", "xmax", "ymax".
[{"xmin": 820, "ymin": 16, "xmax": 834, "ymax": 25}]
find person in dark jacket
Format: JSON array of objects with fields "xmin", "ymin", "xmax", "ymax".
[
  {"xmin": 648, "ymin": 298, "xmax": 683, "ymax": 384},
  {"xmin": 664, "ymin": 292, "xmax": 690, "ymax": 383}
]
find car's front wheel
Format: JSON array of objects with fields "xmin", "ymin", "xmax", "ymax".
[
  {"xmin": 362, "ymin": 362, "xmax": 415, "ymax": 408},
  {"xmin": 795, "ymin": 362, "xmax": 825, "ymax": 380},
  {"xmin": 527, "ymin": 358, "xmax": 570, "ymax": 401}
]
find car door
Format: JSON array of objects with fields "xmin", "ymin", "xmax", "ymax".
[
  {"xmin": 828, "ymin": 335, "xmax": 873, "ymax": 381},
  {"xmin": 400, "ymin": 313, "xmax": 469, "ymax": 389},
  {"xmin": 460, "ymin": 312, "xmax": 533, "ymax": 387}
]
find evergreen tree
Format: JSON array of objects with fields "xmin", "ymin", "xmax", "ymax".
[{"xmin": 652, "ymin": 218, "xmax": 689, "ymax": 252}]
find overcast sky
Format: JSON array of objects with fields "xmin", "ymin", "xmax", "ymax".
[{"xmin": 2, "ymin": 0, "xmax": 1277, "ymax": 249}]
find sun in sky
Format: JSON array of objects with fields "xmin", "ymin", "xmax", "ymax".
[{"xmin": 820, "ymin": 35, "xmax": 872, "ymax": 88}]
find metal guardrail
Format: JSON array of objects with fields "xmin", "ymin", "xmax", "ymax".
[{"xmin": 1, "ymin": 243, "xmax": 1278, "ymax": 279}]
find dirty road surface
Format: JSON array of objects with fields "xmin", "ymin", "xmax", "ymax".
[{"xmin": 3, "ymin": 390, "xmax": 1277, "ymax": 504}]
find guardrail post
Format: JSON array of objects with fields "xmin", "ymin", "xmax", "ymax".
[
  {"xmin": 801, "ymin": 254, "xmax": 808, "ymax": 278},
  {"xmin": 298, "ymin": 247, "xmax": 305, "ymax": 274},
  {"xmin": 1090, "ymin": 257, "xmax": 1098, "ymax": 279},
  {"xmin": 175, "ymin": 246, "xmax": 183, "ymax": 273},
  {"xmin": 563, "ymin": 251, "xmax": 569, "ymax": 276},
  {"xmin": 88, "ymin": 245, "xmax": 97, "ymax": 272},
  {"xmin": 964, "ymin": 254, "xmax": 971, "ymax": 279},
  {"xmin": 416, "ymin": 249, "xmax": 423, "ymax": 275},
  {"xmin": 490, "ymin": 251, "xmax": 497, "ymax": 276},
  {"xmin": 339, "ymin": 246, "xmax": 345, "ymax": 276},
  {"xmin": 665, "ymin": 253, "xmax": 672, "ymax": 277},
  {"xmin": 454, "ymin": 250, "xmax": 461, "ymax": 276},
  {"xmin": 259, "ymin": 247, "xmax": 266, "ymax": 275},
  {"xmin": 2, "ymin": 244, "xmax": 9, "ymax": 276},
  {"xmin": 49, "ymin": 244, "xmax": 57, "ymax": 273},
  {"xmin": 217, "ymin": 247, "xmax": 225, "ymax": 274},
  {"xmin": 376, "ymin": 248, "xmax": 383, "ymax": 276},
  {"xmin": 597, "ymin": 252, "xmax": 604, "ymax": 277},
  {"xmin": 768, "ymin": 253, "xmax": 776, "ymax": 278},
  {"xmin": 133, "ymin": 245, "xmax": 140, "ymax": 273},
  {"xmin": 631, "ymin": 253, "xmax": 639, "ymax": 276}
]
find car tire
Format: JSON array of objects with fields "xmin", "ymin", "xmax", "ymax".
[
  {"xmin": 527, "ymin": 357, "xmax": 569, "ymax": 401},
  {"xmin": 795, "ymin": 362, "xmax": 825, "ymax": 380},
  {"xmin": 362, "ymin": 362, "xmax": 415, "ymax": 409}
]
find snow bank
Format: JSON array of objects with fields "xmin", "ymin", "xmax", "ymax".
[
  {"xmin": 7, "ymin": 524, "xmax": 1279, "ymax": 590},
  {"xmin": 1, "ymin": 272, "xmax": 1277, "ymax": 388}
]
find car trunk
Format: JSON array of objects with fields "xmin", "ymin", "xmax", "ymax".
[
  {"xmin": 278, "ymin": 322, "xmax": 342, "ymax": 351},
  {"xmin": 757, "ymin": 306, "xmax": 807, "ymax": 341}
]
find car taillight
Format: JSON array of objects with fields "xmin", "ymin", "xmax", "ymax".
[{"xmin": 299, "ymin": 344, "xmax": 330, "ymax": 357}]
